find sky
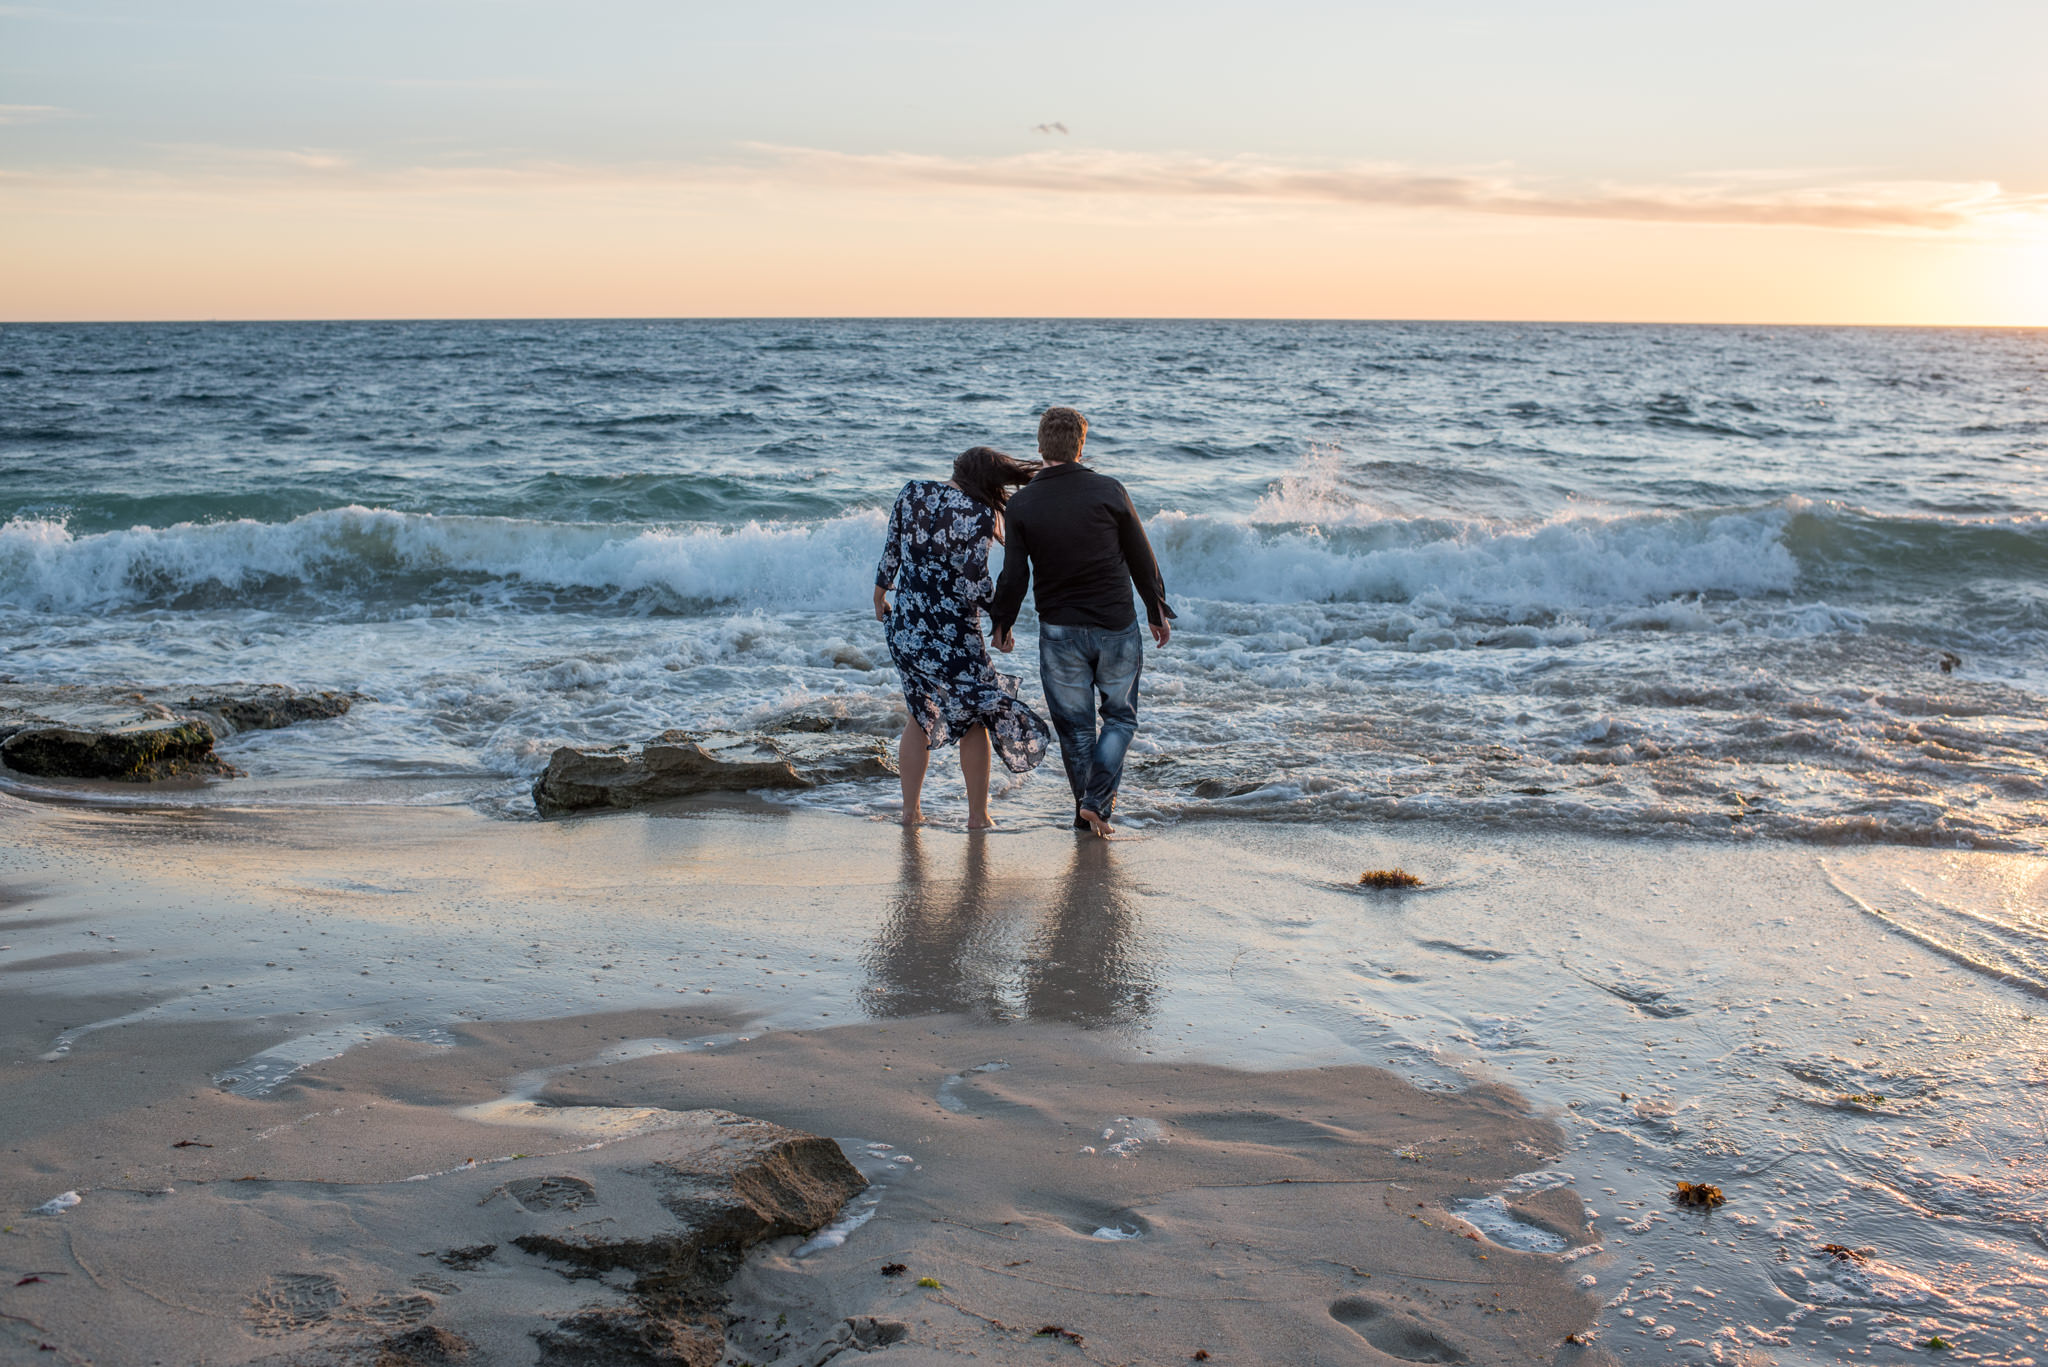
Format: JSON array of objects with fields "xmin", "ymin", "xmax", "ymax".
[{"xmin": 3, "ymin": 0, "xmax": 2046, "ymax": 324}]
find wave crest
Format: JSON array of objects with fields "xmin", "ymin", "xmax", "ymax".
[
  {"xmin": 5, "ymin": 499, "xmax": 2035, "ymax": 623},
  {"xmin": 0, "ymin": 507, "xmax": 890, "ymax": 614}
]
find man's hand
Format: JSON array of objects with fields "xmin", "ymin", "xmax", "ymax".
[
  {"xmin": 873, "ymin": 587, "xmax": 890, "ymax": 623},
  {"xmin": 1150, "ymin": 618, "xmax": 1172, "ymax": 649},
  {"xmin": 993, "ymin": 626, "xmax": 1015, "ymax": 654}
]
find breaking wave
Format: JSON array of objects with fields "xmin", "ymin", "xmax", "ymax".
[{"xmin": 11, "ymin": 499, "xmax": 2024, "ymax": 623}]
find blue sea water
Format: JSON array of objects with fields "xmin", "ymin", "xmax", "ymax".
[
  {"xmin": 2, "ymin": 318, "xmax": 2045, "ymax": 849},
  {"xmin": 6, "ymin": 319, "xmax": 2048, "ymax": 1364}
]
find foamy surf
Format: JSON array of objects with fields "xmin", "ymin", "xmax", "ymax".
[{"xmin": 6, "ymin": 319, "xmax": 2047, "ymax": 851}]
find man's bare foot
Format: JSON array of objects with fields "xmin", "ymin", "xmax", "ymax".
[
  {"xmin": 967, "ymin": 814, "xmax": 999, "ymax": 831},
  {"xmin": 900, "ymin": 808, "xmax": 923, "ymax": 827},
  {"xmin": 1079, "ymin": 808, "xmax": 1115, "ymax": 837}
]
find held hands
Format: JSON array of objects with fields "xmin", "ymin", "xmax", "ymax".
[
  {"xmin": 993, "ymin": 626, "xmax": 1016, "ymax": 654},
  {"xmin": 1150, "ymin": 618, "xmax": 1172, "ymax": 649}
]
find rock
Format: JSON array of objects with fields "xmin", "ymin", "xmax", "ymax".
[
  {"xmin": 533, "ymin": 730, "xmax": 895, "ymax": 815},
  {"xmin": 751, "ymin": 696, "xmax": 905, "ymax": 737},
  {"xmin": 514, "ymin": 1115, "xmax": 867, "ymax": 1366},
  {"xmin": 760, "ymin": 711, "xmax": 840, "ymax": 733},
  {"xmin": 535, "ymin": 1307, "xmax": 724, "ymax": 1367},
  {"xmin": 28, "ymin": 1104, "xmax": 868, "ymax": 1365},
  {"xmin": 183, "ymin": 685, "xmax": 353, "ymax": 735},
  {"xmin": 375, "ymin": 1324, "xmax": 475, "ymax": 1366},
  {"xmin": 1, "ymin": 718, "xmax": 231, "ymax": 781},
  {"xmin": 1553, "ymin": 1336, "xmax": 1625, "ymax": 1367},
  {"xmin": 0, "ymin": 681, "xmax": 353, "ymax": 783}
]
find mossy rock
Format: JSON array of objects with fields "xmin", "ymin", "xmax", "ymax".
[{"xmin": 0, "ymin": 719, "xmax": 234, "ymax": 781}]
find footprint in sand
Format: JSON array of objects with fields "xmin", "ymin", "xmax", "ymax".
[
  {"xmin": 341, "ymin": 1291, "xmax": 437, "ymax": 1329},
  {"xmin": 245, "ymin": 1272, "xmax": 346, "ymax": 1334},
  {"xmin": 501, "ymin": 1174, "xmax": 597, "ymax": 1213},
  {"xmin": 1328, "ymin": 1296, "xmax": 1469, "ymax": 1364},
  {"xmin": 434, "ymin": 1243, "xmax": 497, "ymax": 1271},
  {"xmin": 1019, "ymin": 1194, "xmax": 1154, "ymax": 1241}
]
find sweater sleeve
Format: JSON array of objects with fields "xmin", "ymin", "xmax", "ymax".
[
  {"xmin": 1113, "ymin": 482, "xmax": 1176, "ymax": 626},
  {"xmin": 990, "ymin": 503, "xmax": 1032, "ymax": 635}
]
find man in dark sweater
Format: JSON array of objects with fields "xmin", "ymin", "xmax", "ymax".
[{"xmin": 990, "ymin": 406, "xmax": 1175, "ymax": 836}]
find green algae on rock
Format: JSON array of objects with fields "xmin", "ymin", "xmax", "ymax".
[{"xmin": 0, "ymin": 682, "xmax": 353, "ymax": 783}]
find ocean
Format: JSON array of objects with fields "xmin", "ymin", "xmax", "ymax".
[{"xmin": 5, "ymin": 318, "xmax": 2044, "ymax": 848}]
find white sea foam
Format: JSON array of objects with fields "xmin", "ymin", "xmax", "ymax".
[
  {"xmin": 1154, "ymin": 504, "xmax": 1798, "ymax": 613},
  {"xmin": 793, "ymin": 1198, "xmax": 880, "ymax": 1256},
  {"xmin": 0, "ymin": 508, "xmax": 891, "ymax": 614},
  {"xmin": 214, "ymin": 1025, "xmax": 389, "ymax": 1097},
  {"xmin": 2, "ymin": 501, "xmax": 1802, "ymax": 622},
  {"xmin": 6, "ymin": 490, "xmax": 2044, "ymax": 849},
  {"xmin": 1450, "ymin": 1194, "xmax": 1569, "ymax": 1253}
]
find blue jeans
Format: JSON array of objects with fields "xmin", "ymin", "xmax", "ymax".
[{"xmin": 1038, "ymin": 621, "xmax": 1143, "ymax": 823}]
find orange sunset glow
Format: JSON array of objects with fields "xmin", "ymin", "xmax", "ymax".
[{"xmin": 4, "ymin": 2, "xmax": 2045, "ymax": 324}]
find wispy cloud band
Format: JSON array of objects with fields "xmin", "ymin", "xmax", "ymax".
[
  {"xmin": 6, "ymin": 138, "xmax": 2042, "ymax": 237},
  {"xmin": 750, "ymin": 144, "xmax": 2048, "ymax": 233}
]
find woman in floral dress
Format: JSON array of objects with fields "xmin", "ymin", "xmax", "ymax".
[{"xmin": 874, "ymin": 447, "xmax": 1051, "ymax": 827}]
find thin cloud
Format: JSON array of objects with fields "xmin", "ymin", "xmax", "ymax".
[
  {"xmin": 380, "ymin": 77, "xmax": 560, "ymax": 91},
  {"xmin": 750, "ymin": 144, "xmax": 2048, "ymax": 233},
  {"xmin": 0, "ymin": 104, "xmax": 65, "ymax": 125},
  {"xmin": 11, "ymin": 139, "xmax": 2041, "ymax": 240},
  {"xmin": 149, "ymin": 142, "xmax": 355, "ymax": 171}
]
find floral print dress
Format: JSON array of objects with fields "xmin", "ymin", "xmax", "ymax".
[{"xmin": 876, "ymin": 481, "xmax": 1051, "ymax": 774}]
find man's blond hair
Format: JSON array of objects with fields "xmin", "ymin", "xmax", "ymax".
[{"xmin": 1037, "ymin": 406, "xmax": 1088, "ymax": 463}]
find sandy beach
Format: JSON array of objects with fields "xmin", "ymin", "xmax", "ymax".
[{"xmin": 5, "ymin": 790, "xmax": 2045, "ymax": 1364}]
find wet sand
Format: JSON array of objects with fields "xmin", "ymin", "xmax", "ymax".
[
  {"xmin": 0, "ymin": 1001, "xmax": 1598, "ymax": 1365},
  {"xmin": 4, "ymin": 791, "xmax": 2046, "ymax": 1363}
]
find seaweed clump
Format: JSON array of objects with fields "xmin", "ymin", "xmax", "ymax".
[
  {"xmin": 1673, "ymin": 1180, "xmax": 1724, "ymax": 1208},
  {"xmin": 1358, "ymin": 869, "xmax": 1423, "ymax": 889}
]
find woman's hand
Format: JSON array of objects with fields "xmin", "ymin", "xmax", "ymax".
[{"xmin": 873, "ymin": 586, "xmax": 890, "ymax": 622}]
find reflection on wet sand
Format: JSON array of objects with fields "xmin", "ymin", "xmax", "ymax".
[{"xmin": 860, "ymin": 831, "xmax": 1156, "ymax": 1028}]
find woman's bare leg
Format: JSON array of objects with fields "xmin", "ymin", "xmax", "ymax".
[
  {"xmin": 961, "ymin": 725, "xmax": 995, "ymax": 829},
  {"xmin": 898, "ymin": 720, "xmax": 929, "ymax": 825}
]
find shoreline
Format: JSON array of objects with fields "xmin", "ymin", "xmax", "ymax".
[{"xmin": 4, "ymin": 792, "xmax": 2046, "ymax": 1363}]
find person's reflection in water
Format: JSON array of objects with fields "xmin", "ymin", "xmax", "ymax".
[
  {"xmin": 1020, "ymin": 837, "xmax": 1155, "ymax": 1027},
  {"xmin": 861, "ymin": 829, "xmax": 1156, "ymax": 1030},
  {"xmin": 859, "ymin": 828, "xmax": 1014, "ymax": 1020}
]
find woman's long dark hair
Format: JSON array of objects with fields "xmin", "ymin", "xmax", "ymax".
[{"xmin": 952, "ymin": 446, "xmax": 1040, "ymax": 512}]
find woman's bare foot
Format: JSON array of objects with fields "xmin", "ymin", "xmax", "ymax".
[
  {"xmin": 900, "ymin": 807, "xmax": 923, "ymax": 827},
  {"xmin": 967, "ymin": 814, "xmax": 999, "ymax": 831},
  {"xmin": 1079, "ymin": 808, "xmax": 1115, "ymax": 837}
]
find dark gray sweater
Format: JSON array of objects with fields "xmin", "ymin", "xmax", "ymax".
[{"xmin": 989, "ymin": 460, "xmax": 1175, "ymax": 634}]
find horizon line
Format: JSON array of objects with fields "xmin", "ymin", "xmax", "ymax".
[{"xmin": 3, "ymin": 314, "xmax": 2043, "ymax": 331}]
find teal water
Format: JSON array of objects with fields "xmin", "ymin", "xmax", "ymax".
[{"xmin": 2, "ymin": 319, "xmax": 2045, "ymax": 852}]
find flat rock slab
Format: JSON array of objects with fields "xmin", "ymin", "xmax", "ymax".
[
  {"xmin": 0, "ymin": 681, "xmax": 352, "ymax": 781},
  {"xmin": 5, "ymin": 1108, "xmax": 866, "ymax": 1367},
  {"xmin": 533, "ymin": 730, "xmax": 895, "ymax": 815}
]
